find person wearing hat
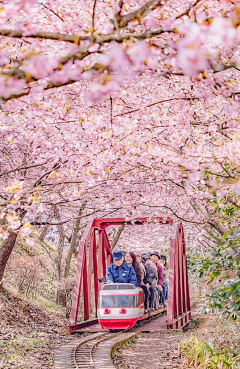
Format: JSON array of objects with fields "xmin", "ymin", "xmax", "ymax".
[
  {"xmin": 139, "ymin": 253, "xmax": 155, "ymax": 310},
  {"xmin": 106, "ymin": 250, "xmax": 137, "ymax": 285}
]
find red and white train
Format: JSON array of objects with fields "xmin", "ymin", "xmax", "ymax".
[{"xmin": 98, "ymin": 283, "xmax": 146, "ymax": 330}]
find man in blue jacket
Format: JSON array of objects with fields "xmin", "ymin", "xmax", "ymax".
[{"xmin": 106, "ymin": 250, "xmax": 137, "ymax": 285}]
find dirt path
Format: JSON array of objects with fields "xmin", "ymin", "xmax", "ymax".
[
  {"xmin": 113, "ymin": 330, "xmax": 187, "ymax": 369},
  {"xmin": 113, "ymin": 301, "xmax": 219, "ymax": 369}
]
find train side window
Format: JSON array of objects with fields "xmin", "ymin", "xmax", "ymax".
[{"xmin": 135, "ymin": 294, "xmax": 139, "ymax": 307}]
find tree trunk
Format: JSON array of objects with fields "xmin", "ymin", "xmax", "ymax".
[
  {"xmin": 0, "ymin": 232, "xmax": 18, "ymax": 286},
  {"xmin": 54, "ymin": 205, "xmax": 65, "ymax": 281},
  {"xmin": 56, "ymin": 285, "xmax": 67, "ymax": 306},
  {"xmin": 64, "ymin": 201, "xmax": 87, "ymax": 278},
  {"xmin": 111, "ymin": 225, "xmax": 125, "ymax": 250},
  {"xmin": 0, "ymin": 208, "xmax": 25, "ymax": 286},
  {"xmin": 191, "ymin": 198, "xmax": 227, "ymax": 236},
  {"xmin": 38, "ymin": 225, "xmax": 49, "ymax": 241},
  {"xmin": 206, "ymin": 219, "xmax": 227, "ymax": 236}
]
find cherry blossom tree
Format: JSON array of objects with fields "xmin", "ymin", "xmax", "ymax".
[{"xmin": 0, "ymin": 0, "xmax": 240, "ymax": 306}]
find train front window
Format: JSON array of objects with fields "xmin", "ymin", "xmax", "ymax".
[{"xmin": 99, "ymin": 295, "xmax": 137, "ymax": 308}]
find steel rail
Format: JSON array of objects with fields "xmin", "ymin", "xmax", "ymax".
[
  {"xmin": 74, "ymin": 332, "xmax": 111, "ymax": 368},
  {"xmin": 55, "ymin": 309, "xmax": 166, "ymax": 369}
]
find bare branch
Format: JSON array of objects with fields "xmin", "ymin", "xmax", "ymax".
[
  {"xmin": 31, "ymin": 160, "xmax": 67, "ymax": 189},
  {"xmin": 204, "ymin": 170, "xmax": 232, "ymax": 179},
  {"xmin": 113, "ymin": 0, "xmax": 201, "ymax": 29},
  {"xmin": 6, "ymin": 47, "xmax": 90, "ymax": 80},
  {"xmin": 114, "ymin": 96, "xmax": 200, "ymax": 117},
  {"xmin": 0, "ymin": 161, "xmax": 48, "ymax": 177},
  {"xmin": 34, "ymin": 238, "xmax": 55, "ymax": 261},
  {"xmin": 38, "ymin": 225, "xmax": 49, "ymax": 242},
  {"xmin": 140, "ymin": 203, "xmax": 205, "ymax": 224},
  {"xmin": 64, "ymin": 200, "xmax": 87, "ymax": 277},
  {"xmin": 40, "ymin": 2, "xmax": 65, "ymax": 22},
  {"xmin": 0, "ymin": 29, "xmax": 88, "ymax": 43},
  {"xmin": 175, "ymin": 0, "xmax": 202, "ymax": 20},
  {"xmin": 114, "ymin": 0, "xmax": 162, "ymax": 29},
  {"xmin": 92, "ymin": 0, "xmax": 98, "ymax": 32},
  {"xmin": 111, "ymin": 225, "xmax": 125, "ymax": 250},
  {"xmin": 110, "ymin": 95, "xmax": 113, "ymax": 126},
  {"xmin": 5, "ymin": 78, "xmax": 83, "ymax": 100}
]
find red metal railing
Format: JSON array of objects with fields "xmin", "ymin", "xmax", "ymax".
[
  {"xmin": 69, "ymin": 217, "xmax": 191, "ymax": 333},
  {"xmin": 167, "ymin": 222, "xmax": 191, "ymax": 329}
]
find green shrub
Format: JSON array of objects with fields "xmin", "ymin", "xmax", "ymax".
[{"xmin": 180, "ymin": 336, "xmax": 240, "ymax": 369}]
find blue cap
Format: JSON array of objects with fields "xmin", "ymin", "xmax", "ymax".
[{"xmin": 112, "ymin": 250, "xmax": 123, "ymax": 260}]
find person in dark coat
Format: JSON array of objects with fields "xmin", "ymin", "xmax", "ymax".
[
  {"xmin": 106, "ymin": 250, "xmax": 137, "ymax": 285},
  {"xmin": 141, "ymin": 253, "xmax": 155, "ymax": 310}
]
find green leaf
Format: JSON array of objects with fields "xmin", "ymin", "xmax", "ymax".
[
  {"xmin": 236, "ymin": 258, "xmax": 240, "ymax": 266},
  {"xmin": 222, "ymin": 233, "xmax": 228, "ymax": 241}
]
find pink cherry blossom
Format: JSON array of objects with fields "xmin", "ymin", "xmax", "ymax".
[
  {"xmin": 0, "ymin": 76, "xmax": 25, "ymax": 99},
  {"xmin": 20, "ymin": 222, "xmax": 32, "ymax": 236},
  {"xmin": 21, "ymin": 53, "xmax": 59, "ymax": 79},
  {"xmin": 0, "ymin": 0, "xmax": 239, "ymax": 257},
  {"xmin": 88, "ymin": 43, "xmax": 100, "ymax": 53},
  {"xmin": 176, "ymin": 36, "xmax": 209, "ymax": 76},
  {"xmin": 208, "ymin": 17, "xmax": 236, "ymax": 46}
]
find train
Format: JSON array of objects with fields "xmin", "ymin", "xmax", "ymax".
[{"xmin": 97, "ymin": 282, "xmax": 145, "ymax": 330}]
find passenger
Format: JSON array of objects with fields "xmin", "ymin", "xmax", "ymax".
[
  {"xmin": 138, "ymin": 253, "xmax": 155, "ymax": 311},
  {"xmin": 125, "ymin": 251, "xmax": 142, "ymax": 287},
  {"xmin": 135, "ymin": 252, "xmax": 147, "ymax": 285},
  {"xmin": 106, "ymin": 250, "xmax": 137, "ymax": 285},
  {"xmin": 150, "ymin": 251, "xmax": 164, "ymax": 308},
  {"xmin": 134, "ymin": 252, "xmax": 150, "ymax": 312},
  {"xmin": 159, "ymin": 255, "xmax": 168, "ymax": 306},
  {"xmin": 143, "ymin": 254, "xmax": 159, "ymax": 309}
]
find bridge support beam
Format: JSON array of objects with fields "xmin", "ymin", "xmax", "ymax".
[{"xmin": 167, "ymin": 223, "xmax": 191, "ymax": 329}]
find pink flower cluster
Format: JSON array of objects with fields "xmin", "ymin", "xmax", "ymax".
[
  {"xmin": 21, "ymin": 53, "xmax": 59, "ymax": 79},
  {"xmin": 0, "ymin": 48, "xmax": 9, "ymax": 66},
  {"xmin": 0, "ymin": 76, "xmax": 25, "ymax": 99},
  {"xmin": 176, "ymin": 36, "xmax": 209, "ymax": 76},
  {"xmin": 86, "ymin": 80, "xmax": 120, "ymax": 103}
]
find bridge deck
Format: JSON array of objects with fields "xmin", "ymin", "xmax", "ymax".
[
  {"xmin": 136, "ymin": 312, "xmax": 168, "ymax": 331},
  {"xmin": 72, "ymin": 308, "xmax": 168, "ymax": 333}
]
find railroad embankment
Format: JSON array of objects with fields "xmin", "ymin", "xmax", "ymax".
[{"xmin": 0, "ymin": 286, "xmax": 74, "ymax": 369}]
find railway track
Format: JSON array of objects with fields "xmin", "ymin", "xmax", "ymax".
[
  {"xmin": 74, "ymin": 332, "xmax": 112, "ymax": 368},
  {"xmin": 54, "ymin": 331, "xmax": 138, "ymax": 369},
  {"xmin": 55, "ymin": 309, "xmax": 167, "ymax": 369}
]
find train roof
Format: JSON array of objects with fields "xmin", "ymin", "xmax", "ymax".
[
  {"xmin": 99, "ymin": 283, "xmax": 142, "ymax": 295},
  {"xmin": 102, "ymin": 283, "xmax": 136, "ymax": 290}
]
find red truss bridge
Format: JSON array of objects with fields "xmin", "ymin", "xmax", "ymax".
[{"xmin": 69, "ymin": 217, "xmax": 191, "ymax": 334}]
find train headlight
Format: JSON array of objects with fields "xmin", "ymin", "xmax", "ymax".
[
  {"xmin": 104, "ymin": 308, "xmax": 111, "ymax": 314},
  {"xmin": 119, "ymin": 308, "xmax": 127, "ymax": 314}
]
